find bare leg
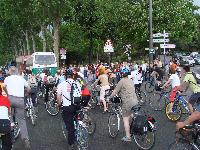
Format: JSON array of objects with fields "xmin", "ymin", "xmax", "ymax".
[{"xmin": 123, "ymin": 116, "xmax": 131, "ymax": 138}]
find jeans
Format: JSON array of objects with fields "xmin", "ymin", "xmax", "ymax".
[
  {"xmin": 7, "ymin": 95, "xmax": 29, "ymax": 140},
  {"xmin": 61, "ymin": 105, "xmax": 79, "ymax": 145}
]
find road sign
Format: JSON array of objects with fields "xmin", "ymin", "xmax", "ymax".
[
  {"xmin": 160, "ymin": 44, "xmax": 176, "ymax": 49},
  {"xmin": 145, "ymin": 48, "xmax": 149, "ymax": 51},
  {"xmin": 104, "ymin": 39, "xmax": 114, "ymax": 53},
  {"xmin": 149, "ymin": 48, "xmax": 155, "ymax": 54},
  {"xmin": 61, "ymin": 54, "xmax": 66, "ymax": 60},
  {"xmin": 153, "ymin": 33, "xmax": 169, "ymax": 38},
  {"xmin": 153, "ymin": 39, "xmax": 169, "ymax": 43}
]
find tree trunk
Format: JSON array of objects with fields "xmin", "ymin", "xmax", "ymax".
[
  {"xmin": 31, "ymin": 34, "xmax": 36, "ymax": 53},
  {"xmin": 53, "ymin": 17, "xmax": 60, "ymax": 67},
  {"xmin": 23, "ymin": 42, "xmax": 26, "ymax": 56},
  {"xmin": 41, "ymin": 24, "xmax": 46, "ymax": 52},
  {"xmin": 25, "ymin": 30, "xmax": 30, "ymax": 55}
]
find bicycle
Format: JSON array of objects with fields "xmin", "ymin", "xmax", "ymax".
[
  {"xmin": 108, "ymin": 98, "xmax": 156, "ymax": 150},
  {"xmin": 149, "ymin": 89, "xmax": 170, "ymax": 111},
  {"xmin": 61, "ymin": 107, "xmax": 89, "ymax": 150},
  {"xmin": 25, "ymin": 95, "xmax": 37, "ymax": 126},
  {"xmin": 45, "ymin": 88, "xmax": 59, "ymax": 116},
  {"xmin": 165, "ymin": 91, "xmax": 190, "ymax": 121},
  {"xmin": 145, "ymin": 76, "xmax": 171, "ymax": 93},
  {"xmin": 135, "ymin": 86, "xmax": 147, "ymax": 105},
  {"xmin": 89, "ymin": 84, "xmax": 112, "ymax": 112},
  {"xmin": 0, "ymin": 107, "xmax": 20, "ymax": 149},
  {"xmin": 169, "ymin": 121, "xmax": 200, "ymax": 150}
]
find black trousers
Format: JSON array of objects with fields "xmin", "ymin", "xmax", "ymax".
[
  {"xmin": 44, "ymin": 83, "xmax": 49, "ymax": 103},
  {"xmin": 61, "ymin": 105, "xmax": 79, "ymax": 145},
  {"xmin": 0, "ymin": 119, "xmax": 12, "ymax": 150}
]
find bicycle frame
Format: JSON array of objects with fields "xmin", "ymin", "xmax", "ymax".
[{"xmin": 175, "ymin": 93, "xmax": 190, "ymax": 113}]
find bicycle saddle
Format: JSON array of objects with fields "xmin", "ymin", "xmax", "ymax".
[{"xmin": 131, "ymin": 105, "xmax": 141, "ymax": 112}]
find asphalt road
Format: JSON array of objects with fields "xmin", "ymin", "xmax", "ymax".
[
  {"xmin": 13, "ymin": 63, "xmax": 200, "ymax": 150},
  {"xmin": 12, "ymin": 88, "xmax": 184, "ymax": 150}
]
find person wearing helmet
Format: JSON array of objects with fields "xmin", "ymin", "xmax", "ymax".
[
  {"xmin": 110, "ymin": 70, "xmax": 138, "ymax": 142},
  {"xmin": 57, "ymin": 68, "xmax": 82, "ymax": 150}
]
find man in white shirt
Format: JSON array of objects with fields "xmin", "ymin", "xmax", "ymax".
[
  {"xmin": 57, "ymin": 69, "xmax": 81, "ymax": 150},
  {"xmin": 3, "ymin": 66, "xmax": 31, "ymax": 149}
]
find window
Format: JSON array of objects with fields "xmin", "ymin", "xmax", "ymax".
[{"xmin": 34, "ymin": 55, "xmax": 55, "ymax": 65}]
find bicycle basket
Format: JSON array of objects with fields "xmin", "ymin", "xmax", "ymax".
[
  {"xmin": 131, "ymin": 115, "xmax": 148, "ymax": 134},
  {"xmin": 176, "ymin": 129, "xmax": 194, "ymax": 142}
]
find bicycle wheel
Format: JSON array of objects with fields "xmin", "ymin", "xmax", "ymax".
[
  {"xmin": 165, "ymin": 102, "xmax": 182, "ymax": 121},
  {"xmin": 46, "ymin": 96, "xmax": 59, "ymax": 116},
  {"xmin": 145, "ymin": 81, "xmax": 155, "ymax": 93},
  {"xmin": 169, "ymin": 141, "xmax": 196, "ymax": 150},
  {"xmin": 61, "ymin": 123, "xmax": 67, "ymax": 139},
  {"xmin": 89, "ymin": 95, "xmax": 97, "ymax": 109},
  {"xmin": 84, "ymin": 115, "xmax": 96, "ymax": 135},
  {"xmin": 108, "ymin": 113, "xmax": 119, "ymax": 138},
  {"xmin": 77, "ymin": 124, "xmax": 88, "ymax": 149},
  {"xmin": 13, "ymin": 122, "xmax": 20, "ymax": 140},
  {"xmin": 30, "ymin": 107, "xmax": 36, "ymax": 126},
  {"xmin": 149, "ymin": 93, "xmax": 167, "ymax": 111},
  {"xmin": 133, "ymin": 130, "xmax": 155, "ymax": 150},
  {"xmin": 137, "ymin": 91, "xmax": 147, "ymax": 105}
]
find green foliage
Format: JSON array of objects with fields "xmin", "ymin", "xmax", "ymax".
[{"xmin": 0, "ymin": 0, "xmax": 199, "ymax": 64}]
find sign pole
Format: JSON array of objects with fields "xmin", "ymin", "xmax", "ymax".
[{"xmin": 163, "ymin": 30, "xmax": 166, "ymax": 71}]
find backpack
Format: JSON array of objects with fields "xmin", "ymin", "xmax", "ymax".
[
  {"xmin": 131, "ymin": 115, "xmax": 148, "ymax": 134},
  {"xmin": 65, "ymin": 80, "xmax": 82, "ymax": 106}
]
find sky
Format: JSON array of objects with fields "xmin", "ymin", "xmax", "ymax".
[
  {"xmin": 194, "ymin": 0, "xmax": 200, "ymax": 13},
  {"xmin": 194, "ymin": 0, "xmax": 200, "ymax": 6}
]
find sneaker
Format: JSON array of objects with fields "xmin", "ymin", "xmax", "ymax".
[
  {"xmin": 23, "ymin": 138, "xmax": 31, "ymax": 150},
  {"xmin": 121, "ymin": 136, "xmax": 131, "ymax": 142}
]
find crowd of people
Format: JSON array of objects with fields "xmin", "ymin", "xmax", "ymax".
[{"xmin": 0, "ymin": 57, "xmax": 199, "ymax": 150}]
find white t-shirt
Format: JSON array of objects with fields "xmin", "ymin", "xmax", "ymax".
[
  {"xmin": 129, "ymin": 70, "xmax": 142, "ymax": 85},
  {"xmin": 141, "ymin": 64, "xmax": 147, "ymax": 72},
  {"xmin": 0, "ymin": 106, "xmax": 9, "ymax": 119},
  {"xmin": 57, "ymin": 78, "xmax": 82, "ymax": 107},
  {"xmin": 4, "ymin": 75, "xmax": 28, "ymax": 97},
  {"xmin": 169, "ymin": 74, "xmax": 180, "ymax": 88}
]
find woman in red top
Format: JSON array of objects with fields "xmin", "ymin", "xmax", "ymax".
[{"xmin": 0, "ymin": 86, "xmax": 12, "ymax": 150}]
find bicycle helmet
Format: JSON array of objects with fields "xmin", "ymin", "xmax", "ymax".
[{"xmin": 120, "ymin": 67, "xmax": 130, "ymax": 77}]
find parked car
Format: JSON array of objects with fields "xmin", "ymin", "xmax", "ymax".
[
  {"xmin": 179, "ymin": 56, "xmax": 195, "ymax": 66},
  {"xmin": 190, "ymin": 52, "xmax": 199, "ymax": 58},
  {"xmin": 173, "ymin": 52, "xmax": 187, "ymax": 60},
  {"xmin": 194, "ymin": 54, "xmax": 200, "ymax": 65}
]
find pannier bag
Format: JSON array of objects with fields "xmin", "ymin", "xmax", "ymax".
[{"xmin": 131, "ymin": 115, "xmax": 148, "ymax": 134}]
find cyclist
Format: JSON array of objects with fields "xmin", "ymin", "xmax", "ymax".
[
  {"xmin": 27, "ymin": 71, "xmax": 38, "ymax": 112},
  {"xmin": 0, "ymin": 86, "xmax": 12, "ymax": 150},
  {"xmin": 161, "ymin": 67, "xmax": 180, "ymax": 113},
  {"xmin": 93, "ymin": 67, "xmax": 110, "ymax": 113},
  {"xmin": 176, "ymin": 65, "xmax": 200, "ymax": 130},
  {"xmin": 129, "ymin": 66, "xmax": 143, "ymax": 101},
  {"xmin": 3, "ymin": 66, "xmax": 31, "ymax": 149},
  {"xmin": 57, "ymin": 69, "xmax": 82, "ymax": 150},
  {"xmin": 151, "ymin": 64, "xmax": 164, "ymax": 86},
  {"xmin": 110, "ymin": 71, "xmax": 138, "ymax": 142}
]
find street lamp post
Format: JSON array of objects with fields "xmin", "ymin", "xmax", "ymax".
[{"xmin": 149, "ymin": 0, "xmax": 153, "ymax": 62}]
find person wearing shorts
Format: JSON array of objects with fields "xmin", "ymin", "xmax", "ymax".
[
  {"xmin": 111, "ymin": 71, "xmax": 138, "ymax": 142},
  {"xmin": 162, "ymin": 68, "xmax": 180, "ymax": 113},
  {"xmin": 93, "ymin": 67, "xmax": 110, "ymax": 112},
  {"xmin": 176, "ymin": 65, "xmax": 200, "ymax": 129}
]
